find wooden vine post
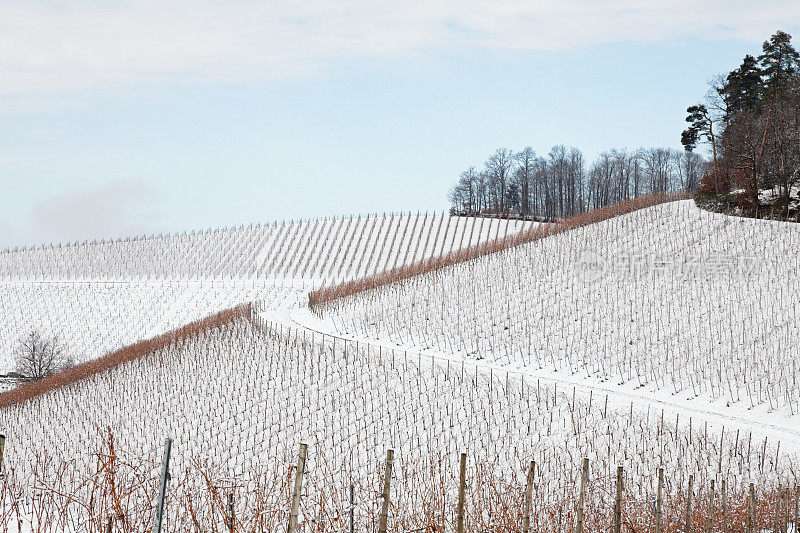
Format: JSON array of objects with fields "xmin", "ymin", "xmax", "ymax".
[
  {"xmin": 655, "ymin": 468, "xmax": 663, "ymax": 533},
  {"xmin": 707, "ymin": 480, "xmax": 715, "ymax": 533},
  {"xmin": 576, "ymin": 458, "xmax": 589, "ymax": 533},
  {"xmin": 613, "ymin": 466, "xmax": 623, "ymax": 533},
  {"xmin": 721, "ymin": 479, "xmax": 728, "ymax": 533},
  {"xmin": 457, "ymin": 453, "xmax": 467, "ymax": 533},
  {"xmin": 523, "ymin": 460, "xmax": 535, "ymax": 533},
  {"xmin": 378, "ymin": 449, "xmax": 394, "ymax": 533},
  {"xmin": 685, "ymin": 475, "xmax": 694, "ymax": 533},
  {"xmin": 287, "ymin": 443, "xmax": 307, "ymax": 533},
  {"xmin": 782, "ymin": 487, "xmax": 788, "ymax": 533}
]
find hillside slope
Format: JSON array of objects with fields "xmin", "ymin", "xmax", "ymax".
[
  {"xmin": 0, "ymin": 213, "xmax": 530, "ymax": 371},
  {"xmin": 2, "ymin": 197, "xmax": 798, "ymax": 530},
  {"xmin": 0, "ymin": 312, "xmax": 787, "ymax": 531},
  {"xmin": 308, "ymin": 200, "xmax": 800, "ymax": 443}
]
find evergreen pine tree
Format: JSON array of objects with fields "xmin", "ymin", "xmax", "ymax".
[
  {"xmin": 681, "ymin": 105, "xmax": 710, "ymax": 152},
  {"xmin": 719, "ymin": 54, "xmax": 763, "ymax": 117},
  {"xmin": 758, "ymin": 30, "xmax": 800, "ymax": 98}
]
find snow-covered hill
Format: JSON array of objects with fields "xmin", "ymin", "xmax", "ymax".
[
  {"xmin": 0, "ymin": 213, "xmax": 528, "ymax": 282},
  {"xmin": 310, "ymin": 201, "xmax": 800, "ymax": 448},
  {"xmin": 1, "ymin": 313, "xmax": 787, "ymax": 531},
  {"xmin": 0, "ymin": 213, "xmax": 529, "ymax": 371},
  {"xmin": 1, "ymin": 197, "xmax": 798, "ymax": 530}
]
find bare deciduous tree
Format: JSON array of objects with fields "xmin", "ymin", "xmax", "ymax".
[
  {"xmin": 485, "ymin": 148, "xmax": 515, "ymax": 213},
  {"xmin": 514, "ymin": 147, "xmax": 536, "ymax": 217},
  {"xmin": 15, "ymin": 331, "xmax": 73, "ymax": 381},
  {"xmin": 450, "ymin": 145, "xmax": 698, "ymax": 219}
]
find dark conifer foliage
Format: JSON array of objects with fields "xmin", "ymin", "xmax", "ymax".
[{"xmin": 683, "ymin": 30, "xmax": 800, "ymax": 219}]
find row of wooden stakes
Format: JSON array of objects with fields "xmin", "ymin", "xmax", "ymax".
[
  {"xmin": 2, "ymin": 434, "xmax": 797, "ymax": 532},
  {"xmin": 279, "ymin": 444, "xmax": 799, "ymax": 533}
]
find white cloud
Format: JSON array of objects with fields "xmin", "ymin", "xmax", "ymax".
[
  {"xmin": 1, "ymin": 0, "xmax": 798, "ymax": 98},
  {"xmin": 29, "ymin": 178, "xmax": 160, "ymax": 244}
]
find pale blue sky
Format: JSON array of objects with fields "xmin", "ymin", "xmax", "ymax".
[{"xmin": 1, "ymin": 1, "xmax": 798, "ymax": 249}]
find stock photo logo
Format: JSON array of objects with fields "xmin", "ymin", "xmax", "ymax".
[{"xmin": 575, "ymin": 249, "xmax": 761, "ymax": 282}]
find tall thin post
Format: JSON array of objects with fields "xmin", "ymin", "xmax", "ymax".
[
  {"xmin": 349, "ymin": 484, "xmax": 354, "ymax": 533},
  {"xmin": 457, "ymin": 453, "xmax": 467, "ymax": 533},
  {"xmin": 655, "ymin": 468, "xmax": 663, "ymax": 533},
  {"xmin": 576, "ymin": 458, "xmax": 589, "ymax": 533},
  {"xmin": 523, "ymin": 461, "xmax": 535, "ymax": 533},
  {"xmin": 782, "ymin": 488, "xmax": 788, "ymax": 533},
  {"xmin": 747, "ymin": 490, "xmax": 752, "ymax": 533},
  {"xmin": 614, "ymin": 466, "xmax": 623, "ymax": 533},
  {"xmin": 378, "ymin": 449, "xmax": 394, "ymax": 533},
  {"xmin": 228, "ymin": 493, "xmax": 235, "ymax": 533},
  {"xmin": 707, "ymin": 480, "xmax": 715, "ymax": 533},
  {"xmin": 747, "ymin": 483, "xmax": 755, "ymax": 533},
  {"xmin": 722, "ymin": 479, "xmax": 728, "ymax": 533},
  {"xmin": 685, "ymin": 475, "xmax": 694, "ymax": 533},
  {"xmin": 0, "ymin": 434, "xmax": 5, "ymax": 476},
  {"xmin": 287, "ymin": 443, "xmax": 307, "ymax": 533},
  {"xmin": 152, "ymin": 438, "xmax": 173, "ymax": 533}
]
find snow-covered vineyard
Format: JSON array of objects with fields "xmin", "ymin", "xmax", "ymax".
[
  {"xmin": 1, "ymin": 195, "xmax": 799, "ymax": 531},
  {"xmin": 0, "ymin": 212, "xmax": 528, "ymax": 282},
  {"xmin": 313, "ymin": 201, "xmax": 800, "ymax": 439},
  {"xmin": 0, "ymin": 314, "xmax": 794, "ymax": 531},
  {"xmin": 0, "ymin": 213, "xmax": 529, "ymax": 371}
]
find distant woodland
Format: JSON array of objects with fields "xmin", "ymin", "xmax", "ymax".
[
  {"xmin": 683, "ymin": 30, "xmax": 800, "ymax": 220},
  {"xmin": 449, "ymin": 30, "xmax": 799, "ymax": 221},
  {"xmin": 447, "ymin": 146, "xmax": 701, "ymax": 220}
]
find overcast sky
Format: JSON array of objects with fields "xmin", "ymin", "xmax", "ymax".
[{"xmin": 1, "ymin": 1, "xmax": 799, "ymax": 249}]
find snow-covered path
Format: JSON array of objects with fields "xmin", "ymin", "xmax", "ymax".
[
  {"xmin": 252, "ymin": 299, "xmax": 800, "ymax": 457},
  {"xmin": 271, "ymin": 201, "xmax": 800, "ymax": 454}
]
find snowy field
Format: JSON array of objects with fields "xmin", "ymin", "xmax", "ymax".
[
  {"xmin": 0, "ymin": 198, "xmax": 798, "ymax": 530},
  {"xmin": 0, "ymin": 213, "xmax": 529, "ymax": 371},
  {"xmin": 0, "ymin": 212, "xmax": 528, "ymax": 282},
  {"xmin": 308, "ymin": 201, "xmax": 800, "ymax": 451},
  {"xmin": 0, "ymin": 315, "xmax": 791, "ymax": 531}
]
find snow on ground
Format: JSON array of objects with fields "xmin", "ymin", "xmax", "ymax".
[
  {"xmin": 305, "ymin": 201, "xmax": 800, "ymax": 453},
  {"xmin": 0, "ymin": 314, "xmax": 789, "ymax": 531},
  {"xmin": 0, "ymin": 213, "xmax": 529, "ymax": 371},
  {"xmin": 0, "ymin": 213, "xmax": 528, "ymax": 282},
  {"xmin": 1, "ymin": 199, "xmax": 799, "ymax": 528},
  {"xmin": 0, "ymin": 280, "xmax": 296, "ymax": 372}
]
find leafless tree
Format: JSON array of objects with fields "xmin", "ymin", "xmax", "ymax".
[
  {"xmin": 568, "ymin": 147, "xmax": 585, "ymax": 216},
  {"xmin": 450, "ymin": 145, "xmax": 697, "ymax": 219},
  {"xmin": 763, "ymin": 77, "xmax": 800, "ymax": 207},
  {"xmin": 548, "ymin": 145, "xmax": 568, "ymax": 218},
  {"xmin": 676, "ymin": 150, "xmax": 705, "ymax": 192},
  {"xmin": 514, "ymin": 147, "xmax": 536, "ymax": 217},
  {"xmin": 448, "ymin": 167, "xmax": 480, "ymax": 214},
  {"xmin": 14, "ymin": 331, "xmax": 73, "ymax": 381},
  {"xmin": 642, "ymin": 147, "xmax": 677, "ymax": 193},
  {"xmin": 485, "ymin": 148, "xmax": 515, "ymax": 212},
  {"xmin": 721, "ymin": 111, "xmax": 768, "ymax": 203}
]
